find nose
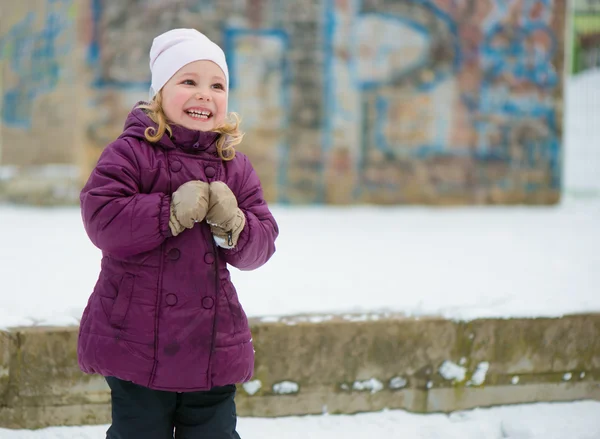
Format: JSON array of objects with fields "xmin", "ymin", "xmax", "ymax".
[{"xmin": 195, "ymin": 90, "xmax": 211, "ymax": 101}]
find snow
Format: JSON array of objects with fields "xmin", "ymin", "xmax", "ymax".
[
  {"xmin": 389, "ymin": 376, "xmax": 408, "ymax": 389},
  {"xmin": 0, "ymin": 71, "xmax": 600, "ymax": 328},
  {"xmin": 439, "ymin": 361, "xmax": 467, "ymax": 382},
  {"xmin": 272, "ymin": 381, "xmax": 299, "ymax": 394},
  {"xmin": 351, "ymin": 378, "xmax": 384, "ymax": 394},
  {"xmin": 0, "ymin": 165, "xmax": 18, "ymax": 181},
  {"xmin": 1, "ymin": 401, "xmax": 599, "ymax": 438},
  {"xmin": 0, "ymin": 196, "xmax": 599, "ymax": 328},
  {"xmin": 467, "ymin": 362, "xmax": 490, "ymax": 387},
  {"xmin": 242, "ymin": 380, "xmax": 262, "ymax": 396}
]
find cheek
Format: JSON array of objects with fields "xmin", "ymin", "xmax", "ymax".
[
  {"xmin": 163, "ymin": 92, "xmax": 189, "ymax": 119},
  {"xmin": 215, "ymin": 95, "xmax": 228, "ymax": 121}
]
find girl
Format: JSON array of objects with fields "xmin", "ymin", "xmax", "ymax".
[{"xmin": 78, "ymin": 28, "xmax": 278, "ymax": 439}]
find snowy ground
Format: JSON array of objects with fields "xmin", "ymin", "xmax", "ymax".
[
  {"xmin": 1, "ymin": 195, "xmax": 598, "ymax": 329},
  {"xmin": 1, "ymin": 401, "xmax": 599, "ymax": 439},
  {"xmin": 1, "ymin": 70, "xmax": 599, "ymax": 329}
]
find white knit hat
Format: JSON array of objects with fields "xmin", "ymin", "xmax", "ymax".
[{"xmin": 149, "ymin": 28, "xmax": 229, "ymax": 98}]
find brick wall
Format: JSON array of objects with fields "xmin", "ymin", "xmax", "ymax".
[{"xmin": 1, "ymin": 0, "xmax": 567, "ymax": 205}]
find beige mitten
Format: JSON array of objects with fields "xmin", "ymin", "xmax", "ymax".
[
  {"xmin": 169, "ymin": 208, "xmax": 186, "ymax": 237},
  {"xmin": 206, "ymin": 181, "xmax": 246, "ymax": 248},
  {"xmin": 169, "ymin": 180, "xmax": 209, "ymax": 236},
  {"xmin": 209, "ymin": 211, "xmax": 246, "ymax": 248}
]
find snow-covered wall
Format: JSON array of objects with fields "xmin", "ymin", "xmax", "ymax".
[{"xmin": 1, "ymin": 0, "xmax": 567, "ymax": 204}]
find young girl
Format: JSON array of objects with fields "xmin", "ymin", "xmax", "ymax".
[{"xmin": 78, "ymin": 28, "xmax": 278, "ymax": 438}]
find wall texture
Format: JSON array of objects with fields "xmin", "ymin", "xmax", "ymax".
[
  {"xmin": 0, "ymin": 0, "xmax": 82, "ymax": 166},
  {"xmin": 1, "ymin": 0, "xmax": 567, "ymax": 205},
  {"xmin": 1, "ymin": 314, "xmax": 600, "ymax": 429}
]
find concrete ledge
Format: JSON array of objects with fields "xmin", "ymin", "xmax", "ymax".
[
  {"xmin": 0, "ymin": 331, "xmax": 10, "ymax": 407},
  {"xmin": 0, "ymin": 165, "xmax": 80, "ymax": 206},
  {"xmin": 1, "ymin": 314, "xmax": 599, "ymax": 429}
]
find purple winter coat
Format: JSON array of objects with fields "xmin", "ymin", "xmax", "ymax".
[{"xmin": 78, "ymin": 103, "xmax": 278, "ymax": 392}]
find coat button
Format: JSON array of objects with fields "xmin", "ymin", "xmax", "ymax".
[
  {"xmin": 205, "ymin": 166, "xmax": 216, "ymax": 178},
  {"xmin": 171, "ymin": 161, "xmax": 182, "ymax": 172},
  {"xmin": 166, "ymin": 294, "xmax": 178, "ymax": 306},
  {"xmin": 202, "ymin": 297, "xmax": 214, "ymax": 309},
  {"xmin": 204, "ymin": 253, "xmax": 215, "ymax": 264},
  {"xmin": 167, "ymin": 248, "xmax": 180, "ymax": 260}
]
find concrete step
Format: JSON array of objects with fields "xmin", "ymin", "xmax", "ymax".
[{"xmin": 1, "ymin": 313, "xmax": 599, "ymax": 429}]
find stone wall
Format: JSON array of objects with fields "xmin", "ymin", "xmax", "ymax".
[
  {"xmin": 1, "ymin": 314, "xmax": 599, "ymax": 429},
  {"xmin": 1, "ymin": 0, "xmax": 567, "ymax": 204}
]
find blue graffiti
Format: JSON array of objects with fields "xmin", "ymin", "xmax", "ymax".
[
  {"xmin": 353, "ymin": 0, "xmax": 561, "ymax": 192},
  {"xmin": 87, "ymin": 0, "xmax": 102, "ymax": 74},
  {"xmin": 474, "ymin": 3, "xmax": 561, "ymax": 189},
  {"xmin": 482, "ymin": 23, "xmax": 558, "ymax": 89},
  {"xmin": 1, "ymin": 2, "xmax": 72, "ymax": 128},
  {"xmin": 356, "ymin": 9, "xmax": 462, "ymax": 92},
  {"xmin": 353, "ymin": 0, "xmax": 463, "ymax": 169}
]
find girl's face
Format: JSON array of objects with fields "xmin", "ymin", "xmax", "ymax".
[{"xmin": 161, "ymin": 60, "xmax": 228, "ymax": 132}]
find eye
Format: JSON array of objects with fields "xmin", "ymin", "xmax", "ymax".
[
  {"xmin": 182, "ymin": 79, "xmax": 196, "ymax": 86},
  {"xmin": 212, "ymin": 83, "xmax": 225, "ymax": 90}
]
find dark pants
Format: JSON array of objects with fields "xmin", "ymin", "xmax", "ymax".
[{"xmin": 105, "ymin": 376, "xmax": 241, "ymax": 439}]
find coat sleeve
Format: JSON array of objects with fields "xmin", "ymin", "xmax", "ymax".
[
  {"xmin": 80, "ymin": 138, "xmax": 171, "ymax": 258},
  {"xmin": 219, "ymin": 154, "xmax": 278, "ymax": 271}
]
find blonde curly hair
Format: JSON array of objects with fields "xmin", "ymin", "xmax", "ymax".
[{"xmin": 136, "ymin": 93, "xmax": 243, "ymax": 161}]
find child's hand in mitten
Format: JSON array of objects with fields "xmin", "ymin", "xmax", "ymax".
[
  {"xmin": 206, "ymin": 182, "xmax": 246, "ymax": 248},
  {"xmin": 169, "ymin": 180, "xmax": 209, "ymax": 236}
]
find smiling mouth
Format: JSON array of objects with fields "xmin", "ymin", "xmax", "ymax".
[{"xmin": 186, "ymin": 110, "xmax": 213, "ymax": 120}]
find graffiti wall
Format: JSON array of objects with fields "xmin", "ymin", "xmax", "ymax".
[
  {"xmin": 1, "ymin": 0, "xmax": 566, "ymax": 204},
  {"xmin": 0, "ymin": 0, "xmax": 81, "ymax": 165}
]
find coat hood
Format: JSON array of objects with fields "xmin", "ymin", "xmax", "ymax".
[{"xmin": 122, "ymin": 102, "xmax": 220, "ymax": 153}]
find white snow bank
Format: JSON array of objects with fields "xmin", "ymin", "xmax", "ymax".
[
  {"xmin": 10, "ymin": 191, "xmax": 600, "ymax": 326},
  {"xmin": 0, "ymin": 401, "xmax": 598, "ymax": 439},
  {"xmin": 1, "ymin": 196, "xmax": 599, "ymax": 328}
]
